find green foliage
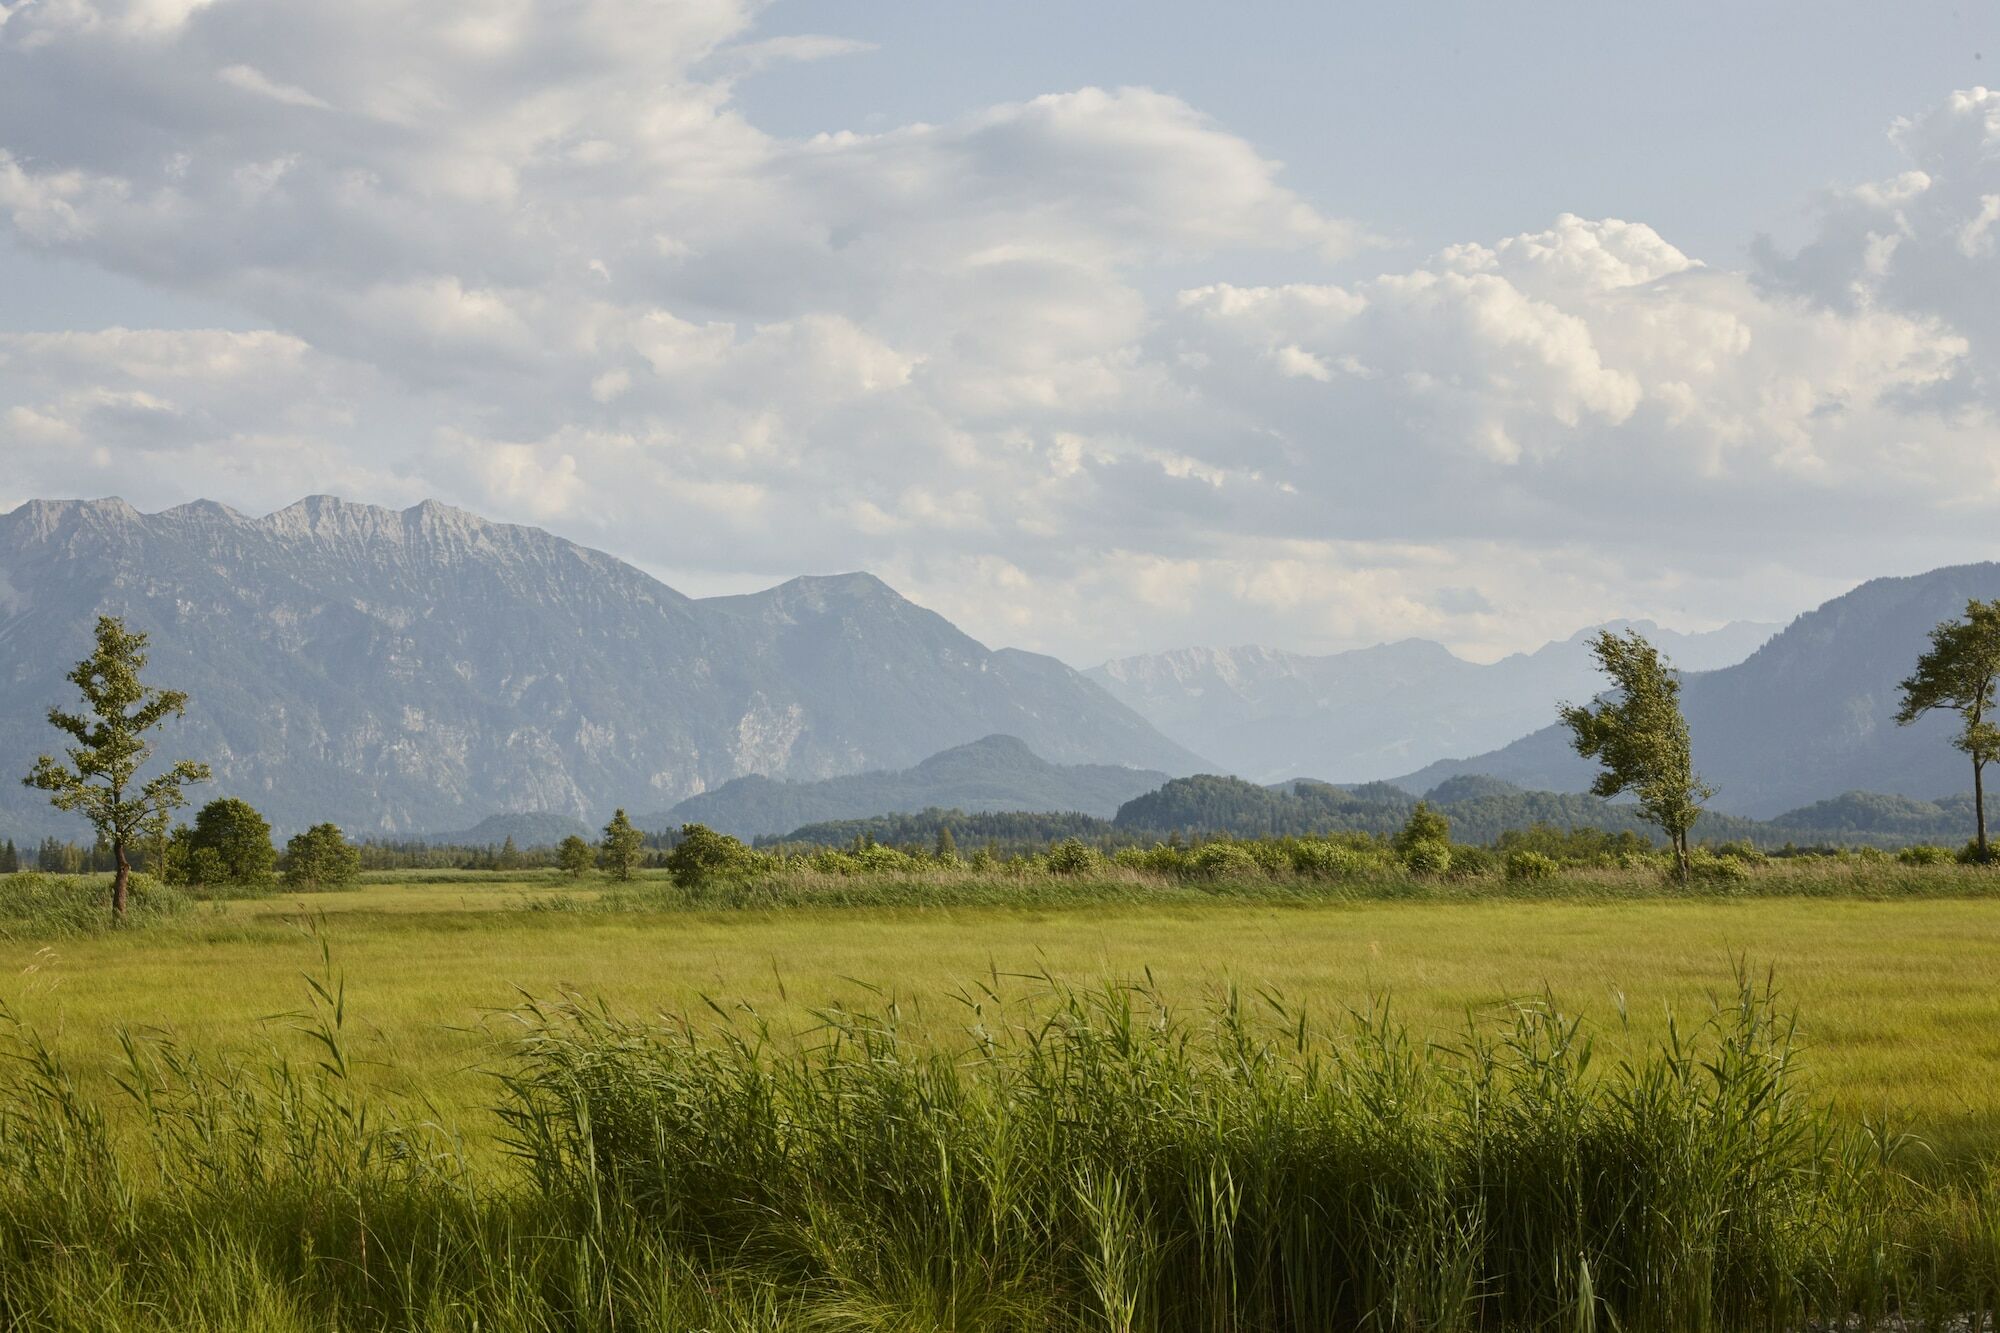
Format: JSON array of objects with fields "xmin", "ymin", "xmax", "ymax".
[
  {"xmin": 1393, "ymin": 800, "xmax": 1451, "ymax": 854},
  {"xmin": 1560, "ymin": 628, "xmax": 1713, "ymax": 878},
  {"xmin": 1401, "ymin": 839, "xmax": 1453, "ymax": 875},
  {"xmin": 767, "ymin": 806, "xmax": 1116, "ymax": 857},
  {"xmin": 1288, "ymin": 838, "xmax": 1376, "ymax": 877},
  {"xmin": 167, "ymin": 797, "xmax": 277, "ymax": 890},
  {"xmin": 664, "ymin": 823, "xmax": 757, "ymax": 889},
  {"xmin": 932, "ymin": 823, "xmax": 958, "ymax": 865},
  {"xmin": 1686, "ymin": 851, "xmax": 1752, "ymax": 887},
  {"xmin": 281, "ymin": 823, "xmax": 360, "ymax": 890},
  {"xmin": 1042, "ymin": 837, "xmax": 1101, "ymax": 875},
  {"xmin": 1114, "ymin": 773, "xmax": 1372, "ymax": 836},
  {"xmin": 555, "ymin": 834, "xmax": 593, "ymax": 879},
  {"xmin": 493, "ymin": 973, "xmax": 1956, "ymax": 1331},
  {"xmin": 0, "ymin": 870, "xmax": 189, "ymax": 937},
  {"xmin": 21, "ymin": 617, "xmax": 211, "ymax": 916},
  {"xmin": 1189, "ymin": 840, "xmax": 1260, "ymax": 879},
  {"xmin": 1898, "ymin": 844, "xmax": 1953, "ymax": 867},
  {"xmin": 1506, "ymin": 849, "xmax": 1562, "ymax": 883},
  {"xmin": 1898, "ymin": 598, "xmax": 2000, "ymax": 856},
  {"xmin": 598, "ymin": 809, "xmax": 643, "ymax": 882}
]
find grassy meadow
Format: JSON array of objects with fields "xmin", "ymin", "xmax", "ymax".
[
  {"xmin": 4, "ymin": 872, "xmax": 1999, "ymax": 1153},
  {"xmin": 0, "ymin": 863, "xmax": 1998, "ymax": 1328}
]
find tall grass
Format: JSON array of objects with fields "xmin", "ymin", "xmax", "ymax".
[
  {"xmin": 551, "ymin": 855, "xmax": 2000, "ymax": 917},
  {"xmin": 0, "ymin": 870, "xmax": 189, "ymax": 938},
  {"xmin": 0, "ymin": 957, "xmax": 1993, "ymax": 1329}
]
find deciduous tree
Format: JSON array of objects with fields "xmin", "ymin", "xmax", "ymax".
[
  {"xmin": 23, "ymin": 617, "xmax": 210, "ymax": 918},
  {"xmin": 664, "ymin": 823, "xmax": 755, "ymax": 889},
  {"xmin": 282, "ymin": 823, "xmax": 360, "ymax": 890},
  {"xmin": 557, "ymin": 834, "xmax": 594, "ymax": 879},
  {"xmin": 172, "ymin": 797, "xmax": 277, "ymax": 887},
  {"xmin": 1559, "ymin": 629, "xmax": 1712, "ymax": 881},
  {"xmin": 1896, "ymin": 599, "xmax": 2000, "ymax": 861}
]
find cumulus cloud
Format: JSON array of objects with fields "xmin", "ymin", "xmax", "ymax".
[{"xmin": 1, "ymin": 6, "xmax": 1998, "ymax": 662}]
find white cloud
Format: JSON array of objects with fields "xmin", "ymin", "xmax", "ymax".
[
  {"xmin": 215, "ymin": 62, "xmax": 328, "ymax": 109},
  {"xmin": 2, "ymin": 9, "xmax": 1999, "ymax": 663}
]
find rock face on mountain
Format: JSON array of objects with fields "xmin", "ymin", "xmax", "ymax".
[
  {"xmin": 0, "ymin": 497, "xmax": 1202, "ymax": 838},
  {"xmin": 1397, "ymin": 564, "xmax": 2000, "ymax": 816},
  {"xmin": 653, "ymin": 734, "xmax": 1170, "ymax": 840},
  {"xmin": 1088, "ymin": 621, "xmax": 1777, "ymax": 783}
]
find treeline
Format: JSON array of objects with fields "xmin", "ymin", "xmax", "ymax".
[{"xmin": 755, "ymin": 774, "xmax": 1978, "ymax": 856}]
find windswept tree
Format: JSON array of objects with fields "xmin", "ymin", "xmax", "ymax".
[
  {"xmin": 1559, "ymin": 628, "xmax": 1712, "ymax": 881},
  {"xmin": 1896, "ymin": 599, "xmax": 2000, "ymax": 861},
  {"xmin": 23, "ymin": 617, "xmax": 210, "ymax": 918},
  {"xmin": 599, "ymin": 809, "xmax": 643, "ymax": 882}
]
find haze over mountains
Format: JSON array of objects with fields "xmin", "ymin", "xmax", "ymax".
[
  {"xmin": 1088, "ymin": 622, "xmax": 1779, "ymax": 784},
  {"xmin": 0, "ymin": 497, "xmax": 1200, "ymax": 839},
  {"xmin": 1400, "ymin": 563, "xmax": 2000, "ymax": 816},
  {"xmin": 0, "ymin": 495, "xmax": 1993, "ymax": 842}
]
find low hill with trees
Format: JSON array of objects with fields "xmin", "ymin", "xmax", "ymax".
[{"xmin": 653, "ymin": 735, "xmax": 1168, "ymax": 840}]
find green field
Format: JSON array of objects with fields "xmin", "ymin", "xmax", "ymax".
[
  {"xmin": 6, "ymin": 873, "xmax": 1997, "ymax": 1157},
  {"xmin": 2, "ymin": 871, "xmax": 1998, "ymax": 1329}
]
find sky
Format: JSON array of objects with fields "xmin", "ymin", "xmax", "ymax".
[{"xmin": 3, "ymin": 1, "xmax": 2000, "ymax": 666}]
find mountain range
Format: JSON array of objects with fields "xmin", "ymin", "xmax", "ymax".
[
  {"xmin": 649, "ymin": 733, "xmax": 1169, "ymax": 840},
  {"xmin": 1398, "ymin": 563, "xmax": 2000, "ymax": 816},
  {"xmin": 2, "ymin": 494, "xmax": 1993, "ymax": 841},
  {"xmin": 0, "ymin": 497, "xmax": 1200, "ymax": 839},
  {"xmin": 1086, "ymin": 621, "xmax": 1778, "ymax": 784}
]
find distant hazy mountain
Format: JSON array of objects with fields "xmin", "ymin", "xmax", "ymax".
[
  {"xmin": 0, "ymin": 497, "xmax": 1202, "ymax": 839},
  {"xmin": 1398, "ymin": 564, "xmax": 2000, "ymax": 816},
  {"xmin": 1087, "ymin": 620, "xmax": 1777, "ymax": 783},
  {"xmin": 652, "ymin": 734, "xmax": 1169, "ymax": 840}
]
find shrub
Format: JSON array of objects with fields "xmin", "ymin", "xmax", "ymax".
[
  {"xmin": 1505, "ymin": 850, "xmax": 1560, "ymax": 884},
  {"xmin": 1043, "ymin": 839, "xmax": 1101, "ymax": 875},
  {"xmin": 1189, "ymin": 841, "xmax": 1260, "ymax": 879},
  {"xmin": 665, "ymin": 824, "xmax": 758, "ymax": 889},
  {"xmin": 1957, "ymin": 840, "xmax": 1996, "ymax": 866},
  {"xmin": 1708, "ymin": 839, "xmax": 1768, "ymax": 865},
  {"xmin": 1289, "ymin": 840, "xmax": 1371, "ymax": 878},
  {"xmin": 850, "ymin": 842, "xmax": 916, "ymax": 873},
  {"xmin": 1401, "ymin": 840, "xmax": 1452, "ymax": 875},
  {"xmin": 1687, "ymin": 852, "xmax": 1751, "ymax": 887},
  {"xmin": 1446, "ymin": 844, "xmax": 1497, "ymax": 878},
  {"xmin": 1898, "ymin": 844, "xmax": 1952, "ymax": 866},
  {"xmin": 1115, "ymin": 844, "xmax": 1191, "ymax": 876}
]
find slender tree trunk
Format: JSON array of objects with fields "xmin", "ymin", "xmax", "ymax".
[
  {"xmin": 112, "ymin": 836, "xmax": 129, "ymax": 919},
  {"xmin": 1675, "ymin": 830, "xmax": 1692, "ymax": 883},
  {"xmin": 1976, "ymin": 757, "xmax": 1989, "ymax": 862}
]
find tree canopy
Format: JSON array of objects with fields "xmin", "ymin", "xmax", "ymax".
[
  {"xmin": 1896, "ymin": 598, "xmax": 2000, "ymax": 860},
  {"xmin": 1558, "ymin": 629, "xmax": 1711, "ymax": 879},
  {"xmin": 23, "ymin": 617, "xmax": 210, "ymax": 916}
]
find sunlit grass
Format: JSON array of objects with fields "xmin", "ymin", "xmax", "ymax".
[{"xmin": 0, "ymin": 877, "xmax": 1995, "ymax": 1158}]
